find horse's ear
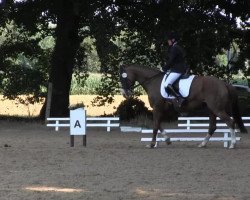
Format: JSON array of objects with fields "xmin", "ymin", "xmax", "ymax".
[
  {"xmin": 120, "ymin": 64, "xmax": 126, "ymax": 68},
  {"xmin": 119, "ymin": 65, "xmax": 126, "ymax": 81},
  {"xmin": 119, "ymin": 65, "xmax": 126, "ymax": 73}
]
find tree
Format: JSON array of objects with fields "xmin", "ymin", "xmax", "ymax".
[
  {"xmin": 0, "ymin": 20, "xmax": 49, "ymax": 106},
  {"xmin": 49, "ymin": 0, "xmax": 81, "ymax": 116},
  {"xmin": 0, "ymin": 0, "xmax": 249, "ymax": 118}
]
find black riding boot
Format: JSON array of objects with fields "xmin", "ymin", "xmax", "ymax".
[{"xmin": 166, "ymin": 84, "xmax": 185, "ymax": 107}]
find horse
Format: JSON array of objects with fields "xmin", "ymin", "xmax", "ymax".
[{"xmin": 119, "ymin": 64, "xmax": 247, "ymax": 149}]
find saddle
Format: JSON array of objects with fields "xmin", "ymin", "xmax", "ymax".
[
  {"xmin": 170, "ymin": 74, "xmax": 190, "ymax": 93},
  {"xmin": 160, "ymin": 73, "xmax": 195, "ymax": 99}
]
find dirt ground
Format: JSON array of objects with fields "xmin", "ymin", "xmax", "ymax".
[{"xmin": 0, "ymin": 121, "xmax": 250, "ymax": 200}]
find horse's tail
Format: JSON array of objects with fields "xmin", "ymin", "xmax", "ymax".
[{"xmin": 227, "ymin": 84, "xmax": 248, "ymax": 133}]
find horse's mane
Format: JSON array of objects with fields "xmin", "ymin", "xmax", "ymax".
[{"xmin": 126, "ymin": 64, "xmax": 161, "ymax": 74}]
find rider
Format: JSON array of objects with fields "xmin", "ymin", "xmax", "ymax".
[{"xmin": 162, "ymin": 31, "xmax": 187, "ymax": 107}]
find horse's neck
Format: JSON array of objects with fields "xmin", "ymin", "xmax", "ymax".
[
  {"xmin": 133, "ymin": 68, "xmax": 161, "ymax": 90},
  {"xmin": 133, "ymin": 69, "xmax": 151, "ymax": 83},
  {"xmin": 136, "ymin": 71, "xmax": 151, "ymax": 83}
]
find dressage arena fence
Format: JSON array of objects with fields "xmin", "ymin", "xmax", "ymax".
[
  {"xmin": 46, "ymin": 110, "xmax": 119, "ymax": 147},
  {"xmin": 47, "ymin": 117, "xmax": 120, "ymax": 132},
  {"xmin": 141, "ymin": 117, "xmax": 250, "ymax": 148}
]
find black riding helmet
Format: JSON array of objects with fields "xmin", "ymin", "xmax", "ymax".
[{"xmin": 167, "ymin": 31, "xmax": 180, "ymax": 41}]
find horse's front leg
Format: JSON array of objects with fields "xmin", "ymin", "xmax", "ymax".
[
  {"xmin": 149, "ymin": 128, "xmax": 172, "ymax": 148},
  {"xmin": 150, "ymin": 128, "xmax": 158, "ymax": 148},
  {"xmin": 149, "ymin": 107, "xmax": 171, "ymax": 148},
  {"xmin": 148, "ymin": 108, "xmax": 160, "ymax": 148}
]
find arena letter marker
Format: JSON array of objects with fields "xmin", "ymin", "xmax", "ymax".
[{"xmin": 70, "ymin": 108, "xmax": 86, "ymax": 147}]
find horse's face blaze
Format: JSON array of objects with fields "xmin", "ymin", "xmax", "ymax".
[
  {"xmin": 121, "ymin": 72, "xmax": 128, "ymax": 78},
  {"xmin": 119, "ymin": 66, "xmax": 133, "ymax": 98}
]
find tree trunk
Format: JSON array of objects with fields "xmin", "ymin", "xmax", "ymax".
[{"xmin": 47, "ymin": 0, "xmax": 80, "ymax": 117}]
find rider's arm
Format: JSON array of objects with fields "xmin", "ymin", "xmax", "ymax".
[{"xmin": 162, "ymin": 47, "xmax": 178, "ymax": 72}]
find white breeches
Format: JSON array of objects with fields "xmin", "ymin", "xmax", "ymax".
[{"xmin": 163, "ymin": 72, "xmax": 182, "ymax": 87}]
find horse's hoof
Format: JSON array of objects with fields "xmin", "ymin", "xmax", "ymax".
[
  {"xmin": 165, "ymin": 138, "xmax": 172, "ymax": 145},
  {"xmin": 229, "ymin": 144, "xmax": 235, "ymax": 149},
  {"xmin": 146, "ymin": 144, "xmax": 157, "ymax": 149},
  {"xmin": 198, "ymin": 144, "xmax": 206, "ymax": 148}
]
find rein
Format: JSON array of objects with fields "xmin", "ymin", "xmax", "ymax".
[
  {"xmin": 119, "ymin": 65, "xmax": 164, "ymax": 92},
  {"xmin": 131, "ymin": 72, "xmax": 163, "ymax": 90}
]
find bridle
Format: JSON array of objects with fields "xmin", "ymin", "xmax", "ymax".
[
  {"xmin": 119, "ymin": 65, "xmax": 132, "ymax": 91},
  {"xmin": 119, "ymin": 65, "xmax": 163, "ymax": 92}
]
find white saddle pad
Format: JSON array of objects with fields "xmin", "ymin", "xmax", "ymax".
[{"xmin": 160, "ymin": 74, "xmax": 195, "ymax": 99}]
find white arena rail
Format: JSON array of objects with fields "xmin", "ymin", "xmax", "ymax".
[
  {"xmin": 47, "ymin": 117, "xmax": 120, "ymax": 132},
  {"xmin": 141, "ymin": 117, "xmax": 250, "ymax": 148},
  {"xmin": 178, "ymin": 117, "xmax": 250, "ymax": 129}
]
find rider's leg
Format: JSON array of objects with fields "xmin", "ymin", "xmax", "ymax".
[
  {"xmin": 163, "ymin": 72, "xmax": 181, "ymax": 87},
  {"xmin": 163, "ymin": 72, "xmax": 185, "ymax": 106}
]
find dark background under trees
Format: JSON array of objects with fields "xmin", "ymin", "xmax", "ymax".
[{"xmin": 0, "ymin": 0, "xmax": 249, "ymax": 118}]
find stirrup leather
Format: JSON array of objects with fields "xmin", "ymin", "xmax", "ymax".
[{"xmin": 167, "ymin": 84, "xmax": 181, "ymax": 98}]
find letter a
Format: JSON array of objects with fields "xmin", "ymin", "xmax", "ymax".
[{"xmin": 74, "ymin": 120, "xmax": 81, "ymax": 128}]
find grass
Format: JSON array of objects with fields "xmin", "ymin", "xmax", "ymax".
[{"xmin": 70, "ymin": 73, "xmax": 102, "ymax": 95}]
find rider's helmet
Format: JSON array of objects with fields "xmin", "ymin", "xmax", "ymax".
[{"xmin": 167, "ymin": 31, "xmax": 180, "ymax": 42}]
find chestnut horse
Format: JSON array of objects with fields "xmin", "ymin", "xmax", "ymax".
[{"xmin": 119, "ymin": 64, "xmax": 247, "ymax": 149}]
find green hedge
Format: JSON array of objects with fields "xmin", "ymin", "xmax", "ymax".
[
  {"xmin": 70, "ymin": 73, "xmax": 101, "ymax": 95},
  {"xmin": 70, "ymin": 73, "xmax": 146, "ymax": 95},
  {"xmin": 231, "ymin": 78, "xmax": 249, "ymax": 86}
]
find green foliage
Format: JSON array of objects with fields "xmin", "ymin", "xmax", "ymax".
[
  {"xmin": 70, "ymin": 73, "xmax": 146, "ymax": 95},
  {"xmin": 82, "ymin": 37, "xmax": 101, "ymax": 73},
  {"xmin": 0, "ymin": 0, "xmax": 249, "ymax": 115},
  {"xmin": 216, "ymin": 54, "xmax": 228, "ymax": 67},
  {"xmin": 0, "ymin": 21, "xmax": 51, "ymax": 105},
  {"xmin": 2, "ymin": 64, "xmax": 44, "ymax": 98},
  {"xmin": 231, "ymin": 78, "xmax": 249, "ymax": 86},
  {"xmin": 70, "ymin": 73, "xmax": 101, "ymax": 95},
  {"xmin": 116, "ymin": 30, "xmax": 161, "ymax": 67},
  {"xmin": 114, "ymin": 97, "xmax": 152, "ymax": 121},
  {"xmin": 39, "ymin": 36, "xmax": 55, "ymax": 50}
]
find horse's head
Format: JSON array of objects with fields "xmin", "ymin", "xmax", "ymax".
[{"xmin": 119, "ymin": 65, "xmax": 135, "ymax": 98}]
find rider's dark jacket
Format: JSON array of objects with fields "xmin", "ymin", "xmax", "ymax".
[{"xmin": 162, "ymin": 42, "xmax": 187, "ymax": 74}]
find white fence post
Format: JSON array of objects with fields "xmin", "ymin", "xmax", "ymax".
[
  {"xmin": 187, "ymin": 119, "xmax": 190, "ymax": 130},
  {"xmin": 55, "ymin": 120, "xmax": 59, "ymax": 131},
  {"xmin": 224, "ymin": 132, "xmax": 229, "ymax": 148},
  {"xmin": 107, "ymin": 120, "xmax": 111, "ymax": 132}
]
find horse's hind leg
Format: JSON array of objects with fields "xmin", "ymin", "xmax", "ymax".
[
  {"xmin": 160, "ymin": 127, "xmax": 171, "ymax": 145},
  {"xmin": 198, "ymin": 112, "xmax": 216, "ymax": 148},
  {"xmin": 216, "ymin": 111, "xmax": 236, "ymax": 149}
]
